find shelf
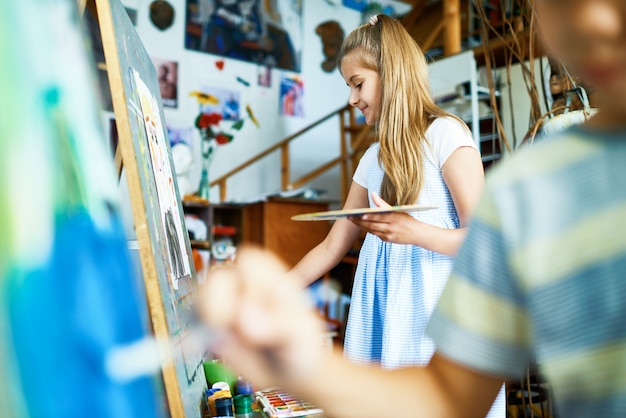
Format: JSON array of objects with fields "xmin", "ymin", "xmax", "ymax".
[
  {"xmin": 182, "ymin": 199, "xmax": 210, "ymax": 208},
  {"xmin": 480, "ymin": 133, "xmax": 499, "ymax": 142},
  {"xmin": 190, "ymin": 240, "xmax": 210, "ymax": 249},
  {"xmin": 481, "ymin": 153, "xmax": 501, "ymax": 163},
  {"xmin": 464, "ymin": 114, "xmax": 498, "ymax": 124},
  {"xmin": 473, "ymin": 29, "xmax": 545, "ymax": 68}
]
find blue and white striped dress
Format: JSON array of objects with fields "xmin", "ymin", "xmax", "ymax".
[{"xmin": 344, "ymin": 117, "xmax": 505, "ymax": 416}]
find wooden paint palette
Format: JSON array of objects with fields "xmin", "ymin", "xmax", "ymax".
[{"xmin": 291, "ymin": 204, "xmax": 437, "ymax": 221}]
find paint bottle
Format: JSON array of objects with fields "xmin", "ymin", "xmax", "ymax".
[
  {"xmin": 233, "ymin": 394, "xmax": 254, "ymax": 418},
  {"xmin": 205, "ymin": 388, "xmax": 218, "ymax": 410},
  {"xmin": 236, "ymin": 377, "xmax": 254, "ymax": 396},
  {"xmin": 214, "ymin": 396, "xmax": 235, "ymax": 417},
  {"xmin": 209, "ymin": 389, "xmax": 231, "ymax": 417}
]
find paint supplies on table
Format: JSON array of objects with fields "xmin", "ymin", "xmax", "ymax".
[{"xmin": 256, "ymin": 388, "xmax": 324, "ymax": 418}]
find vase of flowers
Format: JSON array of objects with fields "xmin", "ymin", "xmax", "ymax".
[{"xmin": 191, "ymin": 90, "xmax": 260, "ymax": 202}]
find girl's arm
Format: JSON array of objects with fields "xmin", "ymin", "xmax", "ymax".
[
  {"xmin": 349, "ymin": 147, "xmax": 484, "ymax": 256},
  {"xmin": 290, "ymin": 181, "xmax": 369, "ymax": 287}
]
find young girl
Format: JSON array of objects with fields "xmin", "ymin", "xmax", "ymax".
[
  {"xmin": 293, "ymin": 6, "xmax": 494, "ymax": 378},
  {"xmin": 292, "ymin": 14, "xmax": 483, "ymax": 366}
]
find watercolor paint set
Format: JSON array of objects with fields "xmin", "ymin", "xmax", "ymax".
[{"xmin": 256, "ymin": 388, "xmax": 324, "ymax": 417}]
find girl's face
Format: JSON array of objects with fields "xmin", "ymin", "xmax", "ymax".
[
  {"xmin": 537, "ymin": 0, "xmax": 626, "ymax": 105},
  {"xmin": 341, "ymin": 54, "xmax": 381, "ymax": 125}
]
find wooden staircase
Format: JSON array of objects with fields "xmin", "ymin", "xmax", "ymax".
[{"xmin": 209, "ymin": 104, "xmax": 375, "ymax": 203}]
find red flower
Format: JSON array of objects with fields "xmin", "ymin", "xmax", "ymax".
[
  {"xmin": 215, "ymin": 133, "xmax": 233, "ymax": 145},
  {"xmin": 196, "ymin": 112, "xmax": 223, "ymax": 129}
]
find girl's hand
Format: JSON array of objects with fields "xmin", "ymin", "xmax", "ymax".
[{"xmin": 348, "ymin": 192, "xmax": 423, "ymax": 245}]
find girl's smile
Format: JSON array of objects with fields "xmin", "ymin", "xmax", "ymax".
[{"xmin": 340, "ymin": 54, "xmax": 382, "ymax": 126}]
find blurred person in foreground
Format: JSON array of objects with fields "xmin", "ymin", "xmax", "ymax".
[{"xmin": 199, "ymin": 1, "xmax": 626, "ymax": 416}]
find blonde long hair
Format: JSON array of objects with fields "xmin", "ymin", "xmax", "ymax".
[{"xmin": 338, "ymin": 15, "xmax": 462, "ymax": 205}]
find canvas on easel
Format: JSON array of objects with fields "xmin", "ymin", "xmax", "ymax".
[{"xmin": 89, "ymin": 0, "xmax": 207, "ymax": 416}]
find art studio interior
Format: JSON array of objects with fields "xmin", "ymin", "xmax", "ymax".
[{"xmin": 3, "ymin": 0, "xmax": 621, "ymax": 418}]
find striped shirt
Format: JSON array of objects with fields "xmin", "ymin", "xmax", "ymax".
[{"xmin": 427, "ymin": 126, "xmax": 626, "ymax": 417}]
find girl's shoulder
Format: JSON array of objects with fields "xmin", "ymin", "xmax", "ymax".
[
  {"xmin": 358, "ymin": 141, "xmax": 380, "ymax": 164},
  {"xmin": 353, "ymin": 142, "xmax": 380, "ymax": 187},
  {"xmin": 427, "ymin": 116, "xmax": 471, "ymax": 138},
  {"xmin": 425, "ymin": 116, "xmax": 477, "ymax": 169}
]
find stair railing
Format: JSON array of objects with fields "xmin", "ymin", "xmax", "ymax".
[{"xmin": 210, "ymin": 104, "xmax": 375, "ymax": 203}]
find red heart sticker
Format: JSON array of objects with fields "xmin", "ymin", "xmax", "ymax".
[{"xmin": 215, "ymin": 60, "xmax": 225, "ymax": 70}]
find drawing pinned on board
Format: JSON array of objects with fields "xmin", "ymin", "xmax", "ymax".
[{"xmin": 132, "ymin": 69, "xmax": 192, "ymax": 289}]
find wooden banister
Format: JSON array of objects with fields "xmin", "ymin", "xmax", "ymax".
[
  {"xmin": 210, "ymin": 104, "xmax": 375, "ymax": 203},
  {"xmin": 211, "ymin": 104, "xmax": 350, "ymax": 187}
]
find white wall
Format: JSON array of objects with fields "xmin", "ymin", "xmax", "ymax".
[{"xmin": 129, "ymin": 0, "xmax": 362, "ymax": 203}]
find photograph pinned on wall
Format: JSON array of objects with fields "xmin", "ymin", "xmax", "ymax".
[
  {"xmin": 153, "ymin": 58, "xmax": 179, "ymax": 108},
  {"xmin": 184, "ymin": 0, "xmax": 303, "ymax": 72},
  {"xmin": 194, "ymin": 86, "xmax": 241, "ymax": 121},
  {"xmin": 258, "ymin": 64, "xmax": 272, "ymax": 87},
  {"xmin": 279, "ymin": 73, "xmax": 304, "ymax": 117}
]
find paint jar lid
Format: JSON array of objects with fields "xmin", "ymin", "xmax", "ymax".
[
  {"xmin": 212, "ymin": 381, "xmax": 231, "ymax": 391},
  {"xmin": 215, "ymin": 397, "xmax": 234, "ymax": 416},
  {"xmin": 236, "ymin": 379, "xmax": 254, "ymax": 395},
  {"xmin": 233, "ymin": 394, "xmax": 253, "ymax": 413}
]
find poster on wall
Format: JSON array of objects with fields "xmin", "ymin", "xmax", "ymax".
[
  {"xmin": 258, "ymin": 65, "xmax": 272, "ymax": 87},
  {"xmin": 184, "ymin": 0, "xmax": 303, "ymax": 72},
  {"xmin": 279, "ymin": 73, "xmax": 304, "ymax": 117},
  {"xmin": 168, "ymin": 125, "xmax": 195, "ymax": 148},
  {"xmin": 152, "ymin": 58, "xmax": 179, "ymax": 108},
  {"xmin": 194, "ymin": 86, "xmax": 241, "ymax": 121}
]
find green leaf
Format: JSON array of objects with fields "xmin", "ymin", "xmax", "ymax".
[{"xmin": 231, "ymin": 119, "xmax": 245, "ymax": 130}]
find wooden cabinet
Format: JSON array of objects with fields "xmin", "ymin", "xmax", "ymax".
[
  {"xmin": 182, "ymin": 198, "xmax": 331, "ymax": 268},
  {"xmin": 242, "ymin": 198, "xmax": 331, "ymax": 268}
]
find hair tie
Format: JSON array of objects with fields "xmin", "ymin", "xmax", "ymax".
[{"xmin": 368, "ymin": 15, "xmax": 379, "ymax": 26}]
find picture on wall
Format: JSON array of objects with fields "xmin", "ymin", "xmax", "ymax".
[
  {"xmin": 258, "ymin": 64, "xmax": 272, "ymax": 87},
  {"xmin": 184, "ymin": 0, "xmax": 303, "ymax": 72},
  {"xmin": 280, "ymin": 73, "xmax": 304, "ymax": 117},
  {"xmin": 168, "ymin": 125, "xmax": 195, "ymax": 147},
  {"xmin": 194, "ymin": 85, "xmax": 241, "ymax": 121},
  {"xmin": 152, "ymin": 58, "xmax": 179, "ymax": 108}
]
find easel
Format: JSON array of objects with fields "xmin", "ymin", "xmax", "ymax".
[{"xmin": 84, "ymin": 0, "xmax": 206, "ymax": 416}]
